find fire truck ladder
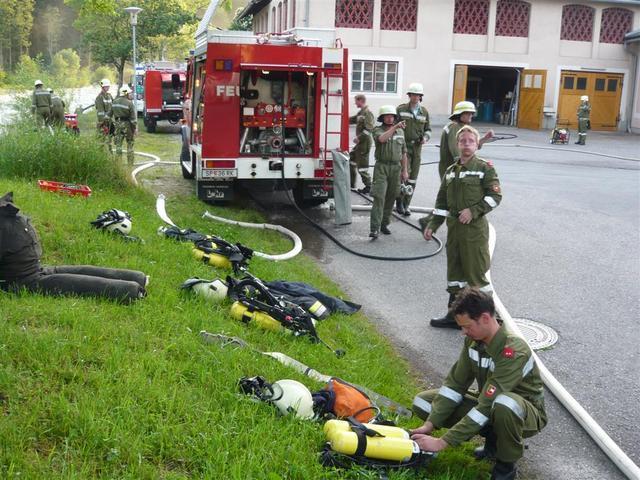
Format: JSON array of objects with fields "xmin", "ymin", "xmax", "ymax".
[{"xmin": 322, "ymin": 71, "xmax": 345, "ymax": 191}]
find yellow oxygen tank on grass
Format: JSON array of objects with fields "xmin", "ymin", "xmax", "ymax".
[
  {"xmin": 192, "ymin": 246, "xmax": 232, "ymax": 269},
  {"xmin": 323, "ymin": 419, "xmax": 410, "ymax": 440},
  {"xmin": 328, "ymin": 430, "xmax": 420, "ymax": 462},
  {"xmin": 230, "ymin": 301, "xmax": 291, "ymax": 334}
]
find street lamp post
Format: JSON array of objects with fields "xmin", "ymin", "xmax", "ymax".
[{"xmin": 124, "ymin": 6, "xmax": 142, "ymax": 116}]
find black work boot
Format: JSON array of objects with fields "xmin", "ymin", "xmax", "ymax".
[
  {"xmin": 474, "ymin": 430, "xmax": 497, "ymax": 460},
  {"xmin": 429, "ymin": 294, "xmax": 460, "ymax": 329},
  {"xmin": 491, "ymin": 461, "xmax": 517, "ymax": 480},
  {"xmin": 358, "ymin": 186, "xmax": 371, "ymax": 195},
  {"xmin": 395, "ymin": 198, "xmax": 405, "ymax": 215},
  {"xmin": 380, "ymin": 225, "xmax": 391, "ymax": 235},
  {"xmin": 369, "ymin": 230, "xmax": 379, "ymax": 240}
]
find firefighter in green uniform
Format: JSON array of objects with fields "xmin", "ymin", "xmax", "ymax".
[
  {"xmin": 369, "ymin": 105, "xmax": 409, "ymax": 239},
  {"xmin": 349, "ymin": 94, "xmax": 375, "ymax": 194},
  {"xmin": 95, "ymin": 78, "xmax": 114, "ymax": 151},
  {"xmin": 411, "ymin": 288, "xmax": 547, "ymax": 480},
  {"xmin": 49, "ymin": 89, "xmax": 65, "ymax": 128},
  {"xmin": 31, "ymin": 80, "xmax": 52, "ymax": 128},
  {"xmin": 575, "ymin": 95, "xmax": 591, "ymax": 145},
  {"xmin": 421, "ymin": 125, "xmax": 501, "ymax": 328},
  {"xmin": 112, "ymin": 85, "xmax": 137, "ymax": 165},
  {"xmin": 395, "ymin": 82, "xmax": 431, "ymax": 216},
  {"xmin": 440, "ymin": 101, "xmax": 494, "ymax": 179}
]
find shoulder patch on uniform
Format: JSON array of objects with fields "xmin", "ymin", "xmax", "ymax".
[
  {"xmin": 502, "ymin": 347, "xmax": 515, "ymax": 359},
  {"xmin": 486, "ymin": 160, "xmax": 494, "ymax": 167},
  {"xmin": 492, "ymin": 184, "xmax": 501, "ymax": 193},
  {"xmin": 485, "ymin": 384, "xmax": 497, "ymax": 398}
]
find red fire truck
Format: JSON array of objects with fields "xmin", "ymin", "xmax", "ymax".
[
  {"xmin": 180, "ymin": 29, "xmax": 349, "ymax": 206},
  {"xmin": 137, "ymin": 63, "xmax": 186, "ymax": 133}
]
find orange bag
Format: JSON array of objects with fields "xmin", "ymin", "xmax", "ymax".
[{"xmin": 313, "ymin": 377, "xmax": 377, "ymax": 422}]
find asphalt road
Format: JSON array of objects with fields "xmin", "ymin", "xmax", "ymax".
[{"xmin": 256, "ymin": 125, "xmax": 640, "ymax": 480}]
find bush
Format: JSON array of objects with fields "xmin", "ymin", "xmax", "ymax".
[
  {"xmin": 0, "ymin": 120, "xmax": 130, "ymax": 190},
  {"xmin": 91, "ymin": 65, "xmax": 116, "ymax": 86},
  {"xmin": 51, "ymin": 49, "xmax": 82, "ymax": 87},
  {"xmin": 8, "ymin": 54, "xmax": 50, "ymax": 88}
]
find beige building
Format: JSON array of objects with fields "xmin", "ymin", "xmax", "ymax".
[{"xmin": 239, "ymin": 0, "xmax": 640, "ymax": 131}]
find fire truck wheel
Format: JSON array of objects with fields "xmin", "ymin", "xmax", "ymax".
[{"xmin": 145, "ymin": 118, "xmax": 157, "ymax": 134}]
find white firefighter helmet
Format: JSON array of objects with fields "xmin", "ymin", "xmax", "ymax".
[
  {"xmin": 34, "ymin": 79, "xmax": 43, "ymax": 87},
  {"xmin": 377, "ymin": 105, "xmax": 398, "ymax": 122},
  {"xmin": 120, "ymin": 85, "xmax": 131, "ymax": 96},
  {"xmin": 100, "ymin": 78, "xmax": 111, "ymax": 87},
  {"xmin": 91, "ymin": 209, "xmax": 132, "ymax": 235},
  {"xmin": 182, "ymin": 278, "xmax": 228, "ymax": 302},
  {"xmin": 270, "ymin": 379, "xmax": 315, "ymax": 419},
  {"xmin": 48, "ymin": 88, "xmax": 54, "ymax": 94},
  {"xmin": 450, "ymin": 101, "xmax": 477, "ymax": 119},
  {"xmin": 407, "ymin": 82, "xmax": 424, "ymax": 95},
  {"xmin": 580, "ymin": 95, "xmax": 589, "ymax": 102}
]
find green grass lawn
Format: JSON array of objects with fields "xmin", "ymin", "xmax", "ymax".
[{"xmin": 0, "ymin": 121, "xmax": 489, "ymax": 479}]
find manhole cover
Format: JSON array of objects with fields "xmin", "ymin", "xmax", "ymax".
[{"xmin": 512, "ymin": 318, "xmax": 558, "ymax": 350}]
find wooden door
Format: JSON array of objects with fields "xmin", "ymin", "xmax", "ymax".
[
  {"xmin": 590, "ymin": 74, "xmax": 623, "ymax": 131},
  {"xmin": 517, "ymin": 69, "xmax": 546, "ymax": 130},
  {"xmin": 452, "ymin": 65, "xmax": 468, "ymax": 110}
]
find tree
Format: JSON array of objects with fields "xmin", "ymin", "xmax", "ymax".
[
  {"xmin": 0, "ymin": 0, "xmax": 36, "ymax": 71},
  {"xmin": 51, "ymin": 48, "xmax": 81, "ymax": 86},
  {"xmin": 229, "ymin": 8, "xmax": 252, "ymax": 31},
  {"xmin": 65, "ymin": 0, "xmax": 196, "ymax": 87}
]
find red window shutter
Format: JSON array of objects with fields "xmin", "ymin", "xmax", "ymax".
[
  {"xmin": 495, "ymin": 0, "xmax": 530, "ymax": 38},
  {"xmin": 599, "ymin": 7, "xmax": 633, "ymax": 44},
  {"xmin": 381, "ymin": 0, "xmax": 418, "ymax": 32},
  {"xmin": 335, "ymin": 0, "xmax": 374, "ymax": 29},
  {"xmin": 453, "ymin": 0, "xmax": 489, "ymax": 35},
  {"xmin": 561, "ymin": 5, "xmax": 594, "ymax": 42}
]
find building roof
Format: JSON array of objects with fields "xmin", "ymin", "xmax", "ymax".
[{"xmin": 238, "ymin": 0, "xmax": 271, "ymax": 19}]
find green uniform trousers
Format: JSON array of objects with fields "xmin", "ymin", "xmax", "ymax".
[
  {"xmin": 349, "ymin": 136, "xmax": 372, "ymax": 189},
  {"xmin": 577, "ymin": 118, "xmax": 588, "ymax": 145},
  {"xmin": 400, "ymin": 142, "xmax": 422, "ymax": 208},
  {"xmin": 446, "ymin": 216, "xmax": 491, "ymax": 295},
  {"xmin": 34, "ymin": 107, "xmax": 51, "ymax": 128},
  {"xmin": 413, "ymin": 389, "xmax": 546, "ymax": 463},
  {"xmin": 370, "ymin": 162, "xmax": 401, "ymax": 232},
  {"xmin": 98, "ymin": 120, "xmax": 114, "ymax": 153},
  {"xmin": 114, "ymin": 119, "xmax": 135, "ymax": 164}
]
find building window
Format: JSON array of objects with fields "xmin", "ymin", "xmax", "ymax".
[
  {"xmin": 335, "ymin": 0, "xmax": 374, "ymax": 29},
  {"xmin": 381, "ymin": 0, "xmax": 418, "ymax": 31},
  {"xmin": 283, "ymin": 0, "xmax": 288, "ymax": 30},
  {"xmin": 561, "ymin": 5, "xmax": 594, "ymax": 42},
  {"xmin": 576, "ymin": 77, "xmax": 587, "ymax": 90},
  {"xmin": 495, "ymin": 0, "xmax": 530, "ymax": 37},
  {"xmin": 599, "ymin": 8, "xmax": 633, "ymax": 44},
  {"xmin": 277, "ymin": 2, "xmax": 282, "ymax": 32},
  {"xmin": 291, "ymin": 0, "xmax": 296, "ymax": 28},
  {"xmin": 272, "ymin": 6, "xmax": 276, "ymax": 32},
  {"xmin": 352, "ymin": 60, "xmax": 397, "ymax": 93},
  {"xmin": 563, "ymin": 77, "xmax": 574, "ymax": 89},
  {"xmin": 453, "ymin": 0, "xmax": 489, "ymax": 35}
]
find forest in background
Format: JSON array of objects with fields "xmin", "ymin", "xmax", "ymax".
[{"xmin": 0, "ymin": 0, "xmax": 250, "ymax": 89}]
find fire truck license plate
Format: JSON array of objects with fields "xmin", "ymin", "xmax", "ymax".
[{"xmin": 202, "ymin": 169, "xmax": 237, "ymax": 178}]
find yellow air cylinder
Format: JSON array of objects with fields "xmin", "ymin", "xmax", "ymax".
[
  {"xmin": 324, "ymin": 419, "xmax": 410, "ymax": 441},
  {"xmin": 329, "ymin": 430, "xmax": 420, "ymax": 463},
  {"xmin": 230, "ymin": 301, "xmax": 289, "ymax": 333},
  {"xmin": 192, "ymin": 247, "xmax": 232, "ymax": 270}
]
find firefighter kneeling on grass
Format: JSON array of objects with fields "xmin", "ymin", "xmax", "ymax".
[
  {"xmin": 411, "ymin": 288, "xmax": 547, "ymax": 480},
  {"xmin": 112, "ymin": 86, "xmax": 137, "ymax": 165}
]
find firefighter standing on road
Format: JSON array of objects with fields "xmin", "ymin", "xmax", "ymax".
[
  {"xmin": 112, "ymin": 86, "xmax": 137, "ymax": 165},
  {"xmin": 575, "ymin": 95, "xmax": 591, "ymax": 146},
  {"xmin": 369, "ymin": 105, "xmax": 409, "ymax": 239},
  {"xmin": 349, "ymin": 94, "xmax": 375, "ymax": 194},
  {"xmin": 439, "ymin": 101, "xmax": 494, "ymax": 179},
  {"xmin": 95, "ymin": 78, "xmax": 114, "ymax": 151},
  {"xmin": 31, "ymin": 80, "xmax": 52, "ymax": 128},
  {"xmin": 395, "ymin": 83, "xmax": 431, "ymax": 216},
  {"xmin": 411, "ymin": 288, "xmax": 546, "ymax": 480},
  {"xmin": 421, "ymin": 126, "xmax": 501, "ymax": 328},
  {"xmin": 49, "ymin": 89, "xmax": 65, "ymax": 128}
]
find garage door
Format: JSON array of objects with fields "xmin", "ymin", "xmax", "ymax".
[{"xmin": 557, "ymin": 71, "xmax": 623, "ymax": 131}]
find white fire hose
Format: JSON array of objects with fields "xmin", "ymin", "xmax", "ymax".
[
  {"xmin": 130, "ymin": 152, "xmax": 180, "ymax": 187},
  {"xmin": 201, "ymin": 211, "xmax": 302, "ymax": 261},
  {"xmin": 487, "ymin": 224, "xmax": 640, "ymax": 479}
]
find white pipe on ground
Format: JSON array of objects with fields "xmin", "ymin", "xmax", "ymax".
[{"xmin": 487, "ymin": 224, "xmax": 640, "ymax": 480}]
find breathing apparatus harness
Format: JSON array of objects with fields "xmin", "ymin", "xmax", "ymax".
[{"xmin": 231, "ymin": 273, "xmax": 345, "ymax": 357}]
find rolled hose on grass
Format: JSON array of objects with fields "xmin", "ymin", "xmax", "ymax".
[
  {"xmin": 154, "ymin": 194, "xmax": 302, "ymax": 262},
  {"xmin": 487, "ymin": 224, "xmax": 640, "ymax": 479},
  {"xmin": 130, "ymin": 152, "xmax": 180, "ymax": 187}
]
